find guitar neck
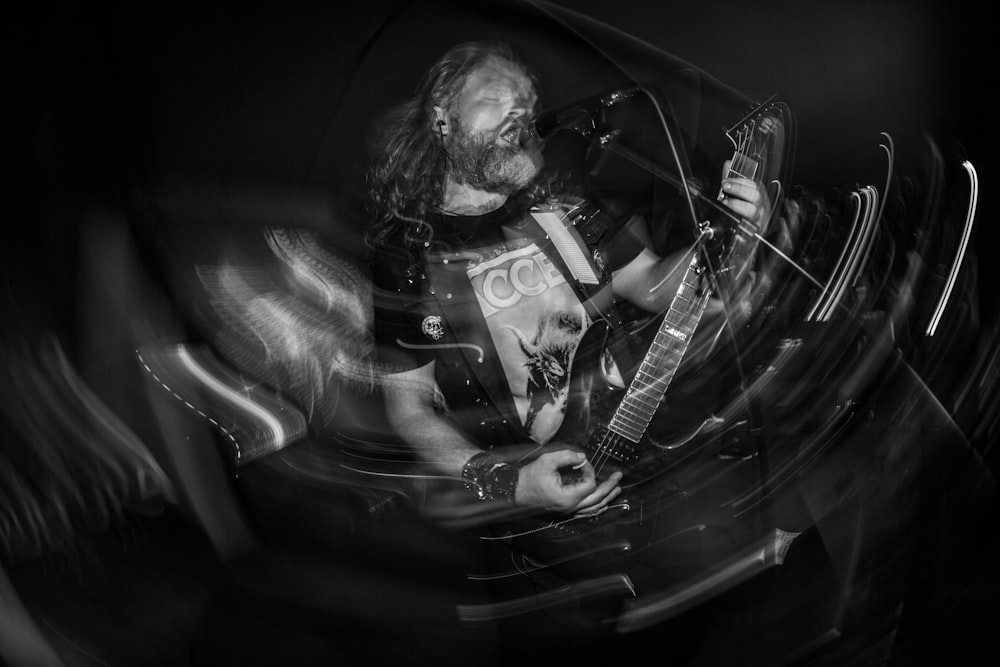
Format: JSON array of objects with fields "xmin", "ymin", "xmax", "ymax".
[{"xmin": 607, "ymin": 253, "xmax": 711, "ymax": 442}]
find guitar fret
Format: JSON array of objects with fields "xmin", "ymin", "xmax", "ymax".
[
  {"xmin": 610, "ymin": 412, "xmax": 650, "ymax": 433},
  {"xmin": 648, "ymin": 335, "xmax": 690, "ymax": 350},
  {"xmin": 663, "ymin": 307, "xmax": 696, "ymax": 324},
  {"xmin": 612, "ymin": 419, "xmax": 652, "ymax": 439},
  {"xmin": 655, "ymin": 329, "xmax": 690, "ymax": 347},
  {"xmin": 609, "ymin": 424, "xmax": 644, "ymax": 443},
  {"xmin": 635, "ymin": 368, "xmax": 679, "ymax": 386},
  {"xmin": 647, "ymin": 343, "xmax": 686, "ymax": 358},
  {"xmin": 621, "ymin": 387, "xmax": 661, "ymax": 408},
  {"xmin": 610, "ymin": 412, "xmax": 647, "ymax": 435},
  {"xmin": 620, "ymin": 401, "xmax": 660, "ymax": 420},
  {"xmin": 639, "ymin": 355, "xmax": 681, "ymax": 368},
  {"xmin": 659, "ymin": 320, "xmax": 695, "ymax": 338},
  {"xmin": 630, "ymin": 381, "xmax": 675, "ymax": 399},
  {"xmin": 652, "ymin": 328, "xmax": 691, "ymax": 343},
  {"xmin": 635, "ymin": 364, "xmax": 674, "ymax": 379},
  {"xmin": 664, "ymin": 303, "xmax": 703, "ymax": 324},
  {"xmin": 616, "ymin": 404, "xmax": 652, "ymax": 422},
  {"xmin": 619, "ymin": 396, "xmax": 664, "ymax": 420},
  {"xmin": 624, "ymin": 384, "xmax": 668, "ymax": 403},
  {"xmin": 646, "ymin": 351, "xmax": 683, "ymax": 369},
  {"xmin": 636, "ymin": 362, "xmax": 672, "ymax": 374},
  {"xmin": 611, "ymin": 416, "xmax": 653, "ymax": 440}
]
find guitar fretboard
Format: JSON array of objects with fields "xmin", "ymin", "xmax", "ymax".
[{"xmin": 608, "ymin": 253, "xmax": 711, "ymax": 442}]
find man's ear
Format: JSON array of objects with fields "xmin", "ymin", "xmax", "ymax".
[{"xmin": 433, "ymin": 106, "xmax": 449, "ymax": 135}]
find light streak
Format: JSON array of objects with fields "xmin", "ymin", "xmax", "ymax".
[{"xmin": 926, "ymin": 161, "xmax": 978, "ymax": 337}]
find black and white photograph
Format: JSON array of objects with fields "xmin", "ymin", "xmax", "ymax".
[{"xmin": 4, "ymin": 1, "xmax": 997, "ymax": 665}]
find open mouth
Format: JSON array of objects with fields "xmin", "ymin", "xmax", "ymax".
[{"xmin": 499, "ymin": 125, "xmax": 525, "ymax": 146}]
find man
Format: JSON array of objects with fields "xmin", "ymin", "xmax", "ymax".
[{"xmin": 367, "ymin": 41, "xmax": 767, "ymax": 526}]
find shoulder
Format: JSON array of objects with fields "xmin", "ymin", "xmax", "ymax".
[{"xmin": 368, "ymin": 229, "xmax": 421, "ymax": 290}]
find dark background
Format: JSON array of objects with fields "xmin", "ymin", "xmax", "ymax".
[{"xmin": 8, "ymin": 0, "xmax": 995, "ymax": 339}]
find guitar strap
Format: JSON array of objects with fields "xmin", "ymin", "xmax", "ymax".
[{"xmin": 525, "ymin": 204, "xmax": 634, "ymax": 372}]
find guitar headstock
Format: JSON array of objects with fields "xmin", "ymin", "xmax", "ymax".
[
  {"xmin": 699, "ymin": 95, "xmax": 791, "ymax": 281},
  {"xmin": 724, "ymin": 94, "xmax": 789, "ymax": 183},
  {"xmin": 726, "ymin": 95, "xmax": 782, "ymax": 138}
]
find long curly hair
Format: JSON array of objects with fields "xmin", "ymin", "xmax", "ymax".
[{"xmin": 365, "ymin": 41, "xmax": 539, "ymax": 255}]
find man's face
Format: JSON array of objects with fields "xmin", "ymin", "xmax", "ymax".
[{"xmin": 445, "ymin": 57, "xmax": 542, "ymax": 194}]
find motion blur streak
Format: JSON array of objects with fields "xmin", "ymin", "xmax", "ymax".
[
  {"xmin": 0, "ymin": 335, "xmax": 174, "ymax": 565},
  {"xmin": 457, "ymin": 573, "xmax": 635, "ymax": 621},
  {"xmin": 926, "ymin": 160, "xmax": 977, "ymax": 337},
  {"xmin": 806, "ymin": 185, "xmax": 881, "ymax": 323},
  {"xmin": 616, "ymin": 528, "xmax": 801, "ymax": 632},
  {"xmin": 177, "ymin": 346, "xmax": 289, "ymax": 448},
  {"xmin": 196, "ymin": 226, "xmax": 375, "ymax": 427}
]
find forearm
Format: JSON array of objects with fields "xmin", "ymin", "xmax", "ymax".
[
  {"xmin": 389, "ymin": 405, "xmax": 523, "ymax": 503},
  {"xmin": 388, "ymin": 408, "xmax": 482, "ymax": 477},
  {"xmin": 613, "ymin": 247, "xmax": 693, "ymax": 313},
  {"xmin": 379, "ymin": 362, "xmax": 480, "ymax": 476},
  {"xmin": 379, "ymin": 366, "xmax": 615, "ymax": 511}
]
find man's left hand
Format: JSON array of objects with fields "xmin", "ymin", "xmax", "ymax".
[{"xmin": 719, "ymin": 159, "xmax": 770, "ymax": 231}]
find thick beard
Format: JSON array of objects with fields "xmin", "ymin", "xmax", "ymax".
[{"xmin": 447, "ymin": 121, "xmax": 539, "ymax": 195}]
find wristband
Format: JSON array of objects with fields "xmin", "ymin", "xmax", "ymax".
[{"xmin": 461, "ymin": 451, "xmax": 519, "ymax": 503}]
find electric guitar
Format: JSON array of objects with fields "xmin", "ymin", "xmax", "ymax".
[{"xmin": 486, "ymin": 95, "xmax": 791, "ymax": 580}]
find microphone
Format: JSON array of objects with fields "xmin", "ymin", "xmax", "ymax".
[{"xmin": 534, "ymin": 85, "xmax": 641, "ymax": 139}]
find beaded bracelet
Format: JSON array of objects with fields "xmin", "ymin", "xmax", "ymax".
[{"xmin": 461, "ymin": 451, "xmax": 519, "ymax": 503}]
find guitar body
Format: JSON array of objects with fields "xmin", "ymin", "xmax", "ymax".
[
  {"xmin": 553, "ymin": 320, "xmax": 626, "ymax": 466},
  {"xmin": 491, "ymin": 317, "xmax": 738, "ymax": 583}
]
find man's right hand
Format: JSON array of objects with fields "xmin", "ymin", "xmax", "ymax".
[{"xmin": 514, "ymin": 449, "xmax": 623, "ymax": 516}]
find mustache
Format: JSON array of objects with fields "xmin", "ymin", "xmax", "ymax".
[{"xmin": 499, "ymin": 119, "xmax": 541, "ymax": 150}]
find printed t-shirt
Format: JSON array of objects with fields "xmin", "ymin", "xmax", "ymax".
[{"xmin": 370, "ymin": 198, "xmax": 646, "ymax": 446}]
